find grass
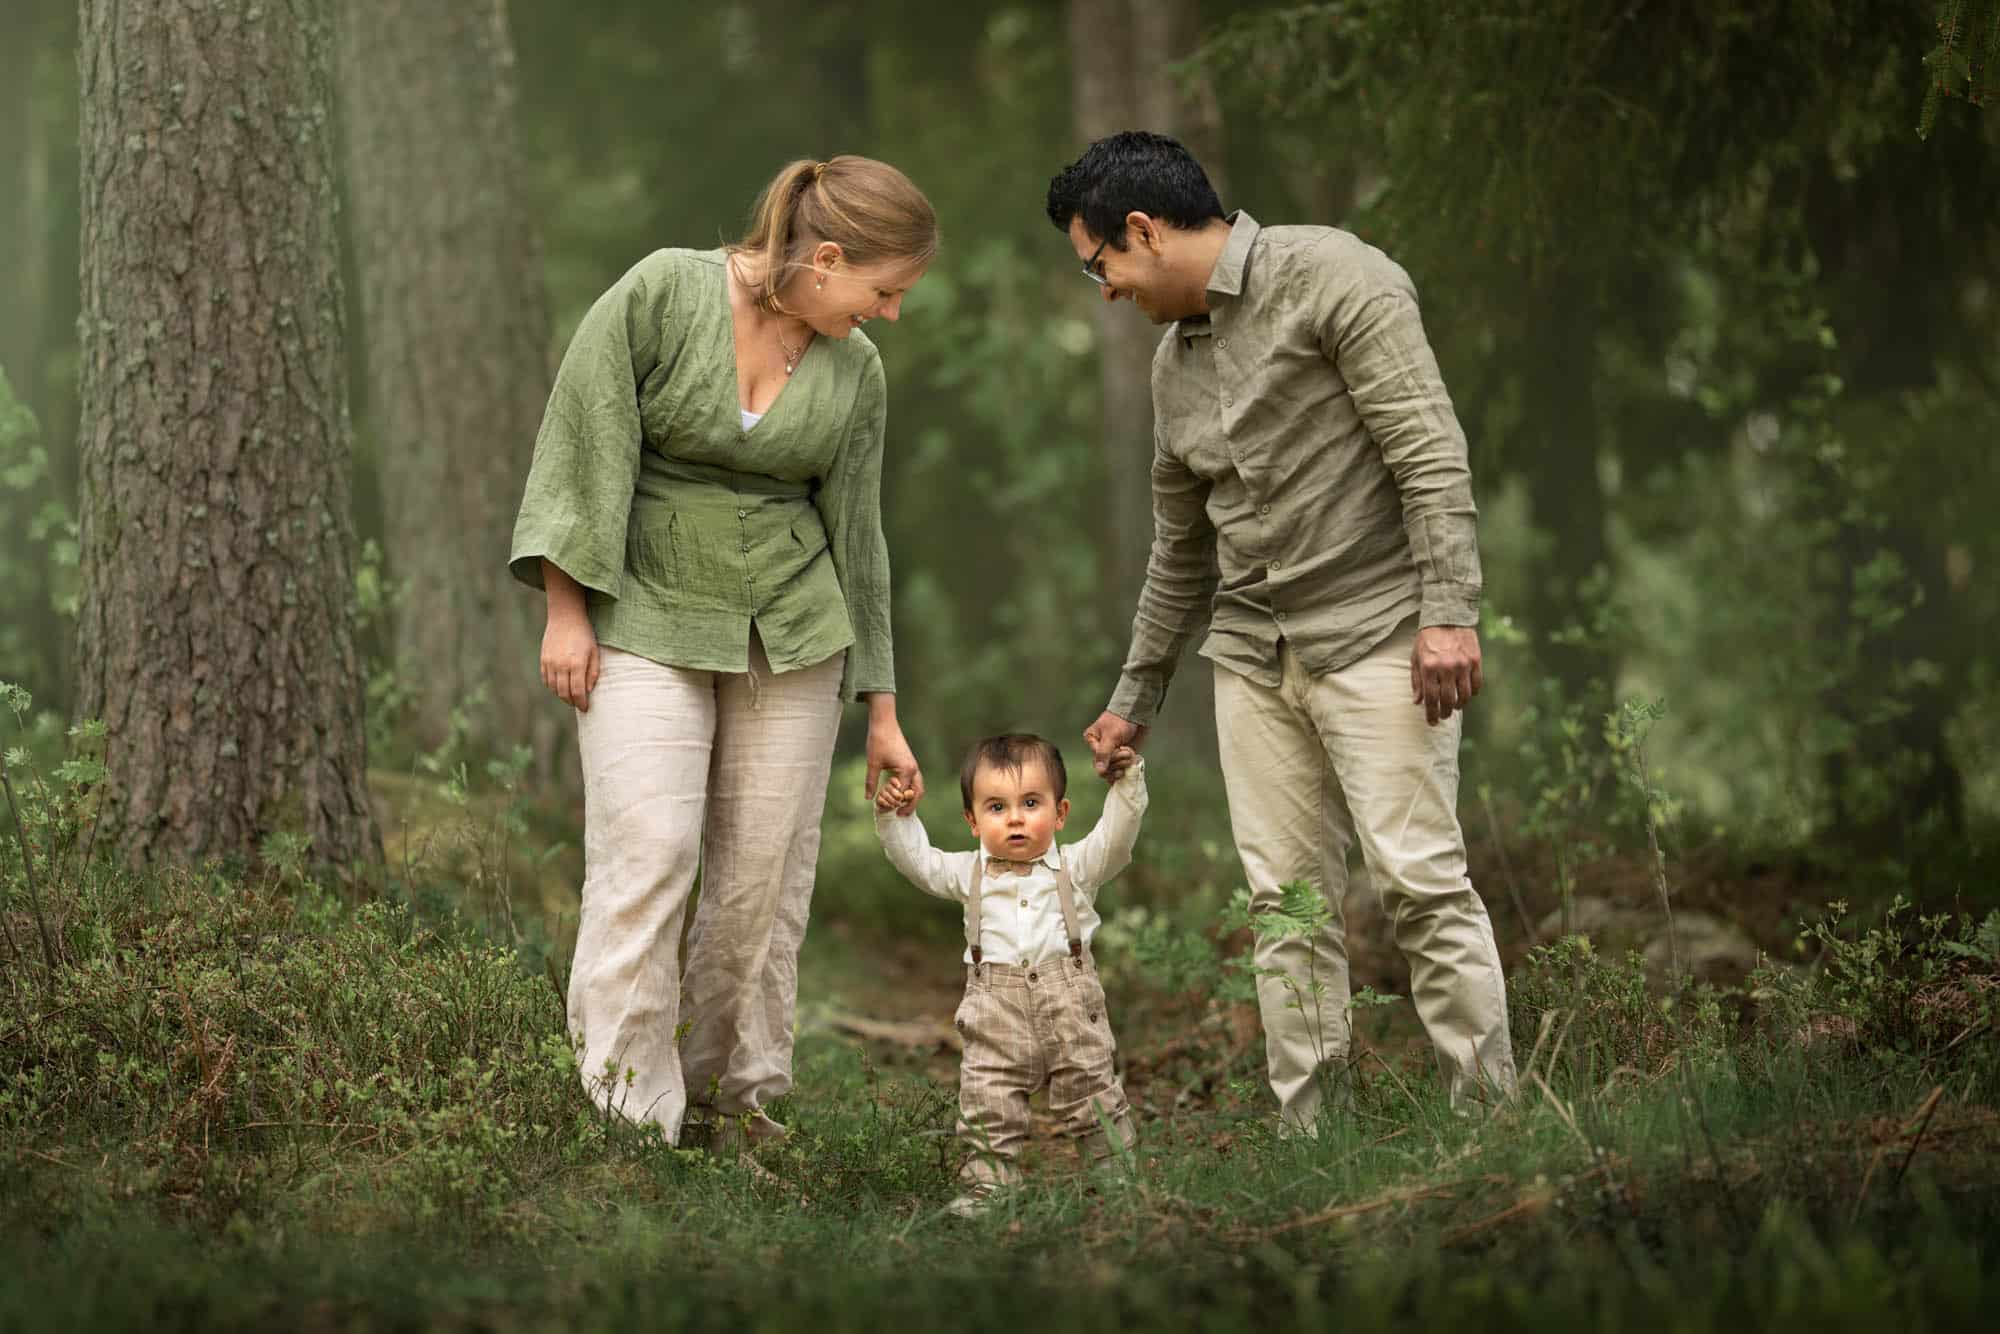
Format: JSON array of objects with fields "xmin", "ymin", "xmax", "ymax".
[
  {"xmin": 3, "ymin": 842, "xmax": 1998, "ymax": 1332},
  {"xmin": 2, "ymin": 714, "xmax": 1998, "ymax": 1332}
]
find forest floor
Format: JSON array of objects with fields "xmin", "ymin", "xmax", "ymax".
[{"xmin": 2, "ymin": 775, "xmax": 1997, "ymax": 1332}]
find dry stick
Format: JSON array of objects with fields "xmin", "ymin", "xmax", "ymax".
[
  {"xmin": 1887, "ymin": 1084, "xmax": 1948, "ymax": 1194},
  {"xmin": 1232, "ymin": 1182, "xmax": 1467, "ymax": 1241},
  {"xmin": 1480, "ymin": 789, "xmax": 1538, "ymax": 945},
  {"xmin": 0, "ymin": 755, "xmax": 58, "ymax": 975},
  {"xmin": 1850, "ymin": 1084, "xmax": 1948, "ymax": 1224}
]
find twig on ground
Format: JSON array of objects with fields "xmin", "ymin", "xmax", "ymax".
[
  {"xmin": 1888, "ymin": 1084, "xmax": 1947, "ymax": 1194},
  {"xmin": 1229, "ymin": 1181, "xmax": 1467, "ymax": 1241},
  {"xmin": 1852, "ymin": 1084, "xmax": 1948, "ymax": 1224}
]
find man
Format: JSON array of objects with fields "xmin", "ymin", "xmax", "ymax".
[{"xmin": 1047, "ymin": 130, "xmax": 1516, "ymax": 1127}]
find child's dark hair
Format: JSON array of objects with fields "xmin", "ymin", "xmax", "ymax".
[
  {"xmin": 959, "ymin": 734, "xmax": 1067, "ymax": 810},
  {"xmin": 1045, "ymin": 130, "xmax": 1225, "ymax": 251}
]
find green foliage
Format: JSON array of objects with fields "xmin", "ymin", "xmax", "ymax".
[
  {"xmin": 1921, "ymin": 0, "xmax": 2000, "ymax": 136},
  {"xmin": 0, "ymin": 368, "xmax": 75, "ymax": 708},
  {"xmin": 1753, "ymin": 896, "xmax": 2000, "ymax": 1065},
  {"xmin": 1508, "ymin": 934, "xmax": 1729, "ymax": 1076}
]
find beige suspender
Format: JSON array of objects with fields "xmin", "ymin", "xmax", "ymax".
[
  {"xmin": 964, "ymin": 847, "xmax": 1084, "ymax": 968},
  {"xmin": 966, "ymin": 855, "xmax": 985, "ymax": 965}
]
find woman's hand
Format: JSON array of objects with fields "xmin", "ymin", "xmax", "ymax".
[
  {"xmin": 863, "ymin": 695, "xmax": 923, "ymax": 815},
  {"xmin": 539, "ymin": 560, "xmax": 600, "ymax": 711}
]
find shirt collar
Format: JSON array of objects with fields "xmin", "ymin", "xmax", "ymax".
[
  {"xmin": 1205, "ymin": 209, "xmax": 1260, "ymax": 298},
  {"xmin": 1175, "ymin": 209, "xmax": 1259, "ymax": 342},
  {"xmin": 987, "ymin": 844, "xmax": 1061, "ymax": 871}
]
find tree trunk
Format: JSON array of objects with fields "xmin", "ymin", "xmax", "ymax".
[
  {"xmin": 1068, "ymin": 0, "xmax": 1225, "ymax": 759},
  {"xmin": 1067, "ymin": 0, "xmax": 1224, "ymax": 620},
  {"xmin": 335, "ymin": 0, "xmax": 558, "ymax": 770},
  {"xmin": 0, "ymin": 0, "xmax": 58, "ymax": 403},
  {"xmin": 75, "ymin": 0, "xmax": 379, "ymax": 870}
]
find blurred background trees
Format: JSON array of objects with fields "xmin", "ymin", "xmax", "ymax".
[{"xmin": 2, "ymin": 0, "xmax": 1995, "ymax": 883}]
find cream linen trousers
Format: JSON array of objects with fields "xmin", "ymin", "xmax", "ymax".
[
  {"xmin": 569, "ymin": 636, "xmax": 844, "ymax": 1144},
  {"xmin": 1213, "ymin": 618, "xmax": 1517, "ymax": 1126}
]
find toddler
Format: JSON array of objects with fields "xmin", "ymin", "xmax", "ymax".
[{"xmin": 874, "ymin": 733, "xmax": 1146, "ymax": 1216}]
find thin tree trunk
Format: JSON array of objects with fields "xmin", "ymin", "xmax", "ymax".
[
  {"xmin": 75, "ymin": 0, "xmax": 379, "ymax": 870},
  {"xmin": 1068, "ymin": 0, "xmax": 1225, "ymax": 760},
  {"xmin": 336, "ymin": 0, "xmax": 558, "ymax": 771}
]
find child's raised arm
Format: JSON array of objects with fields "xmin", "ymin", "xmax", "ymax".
[
  {"xmin": 1064, "ymin": 756, "xmax": 1149, "ymax": 898},
  {"xmin": 874, "ymin": 805, "xmax": 975, "ymax": 903}
]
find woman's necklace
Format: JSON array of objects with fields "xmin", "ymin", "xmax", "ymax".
[{"xmin": 777, "ymin": 327, "xmax": 806, "ymax": 376}]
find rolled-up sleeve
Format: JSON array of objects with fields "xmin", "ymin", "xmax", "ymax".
[
  {"xmin": 816, "ymin": 345, "xmax": 895, "ymax": 701},
  {"xmin": 508, "ymin": 253, "xmax": 673, "ymax": 597},
  {"xmin": 1317, "ymin": 255, "xmax": 1482, "ymax": 628}
]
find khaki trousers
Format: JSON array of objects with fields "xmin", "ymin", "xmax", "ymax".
[
  {"xmin": 953, "ymin": 955, "xmax": 1136, "ymax": 1187},
  {"xmin": 1213, "ymin": 619, "xmax": 1516, "ymax": 1126},
  {"xmin": 569, "ymin": 636, "xmax": 843, "ymax": 1144}
]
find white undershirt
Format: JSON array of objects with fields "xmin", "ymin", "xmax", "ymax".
[{"xmin": 741, "ymin": 408, "xmax": 763, "ymax": 431}]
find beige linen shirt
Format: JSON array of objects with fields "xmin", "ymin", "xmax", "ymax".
[
  {"xmin": 1108, "ymin": 211, "xmax": 1481, "ymax": 725},
  {"xmin": 875, "ymin": 761, "xmax": 1149, "ymax": 967}
]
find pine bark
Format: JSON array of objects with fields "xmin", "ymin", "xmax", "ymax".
[
  {"xmin": 1067, "ymin": 0, "xmax": 1225, "ymax": 753},
  {"xmin": 1067, "ymin": 0, "xmax": 1225, "ymax": 619},
  {"xmin": 336, "ymin": 0, "xmax": 557, "ymax": 766},
  {"xmin": 75, "ymin": 0, "xmax": 379, "ymax": 870}
]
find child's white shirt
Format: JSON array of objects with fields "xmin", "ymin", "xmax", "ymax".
[{"xmin": 874, "ymin": 759, "xmax": 1149, "ymax": 967}]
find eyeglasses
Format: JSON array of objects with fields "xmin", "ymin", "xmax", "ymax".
[{"xmin": 1080, "ymin": 237, "xmax": 1109, "ymax": 287}]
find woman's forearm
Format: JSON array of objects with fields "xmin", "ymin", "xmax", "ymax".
[{"xmin": 542, "ymin": 558, "xmax": 590, "ymax": 625}]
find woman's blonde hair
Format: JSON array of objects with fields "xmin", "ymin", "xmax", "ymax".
[{"xmin": 727, "ymin": 156, "xmax": 939, "ymax": 315}]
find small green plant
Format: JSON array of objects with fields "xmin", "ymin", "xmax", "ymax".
[{"xmin": 1752, "ymin": 897, "xmax": 2000, "ymax": 1066}]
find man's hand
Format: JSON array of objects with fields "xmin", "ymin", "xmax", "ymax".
[
  {"xmin": 1410, "ymin": 626, "xmax": 1483, "ymax": 726},
  {"xmin": 1082, "ymin": 711, "xmax": 1149, "ymax": 780}
]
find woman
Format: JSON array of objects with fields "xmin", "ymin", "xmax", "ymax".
[{"xmin": 509, "ymin": 156, "xmax": 934, "ymax": 1147}]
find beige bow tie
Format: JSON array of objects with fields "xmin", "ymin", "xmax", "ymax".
[{"xmin": 987, "ymin": 856, "xmax": 1041, "ymax": 877}]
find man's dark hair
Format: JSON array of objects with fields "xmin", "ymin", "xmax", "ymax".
[
  {"xmin": 959, "ymin": 733, "xmax": 1068, "ymax": 810},
  {"xmin": 1046, "ymin": 130, "xmax": 1225, "ymax": 251}
]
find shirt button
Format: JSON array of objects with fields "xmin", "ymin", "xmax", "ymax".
[
  {"xmin": 1222, "ymin": 393, "xmax": 1233, "ymax": 406},
  {"xmin": 1019, "ymin": 900, "xmax": 1028, "ymax": 908},
  {"xmin": 737, "ymin": 509, "xmax": 747, "ymax": 519},
  {"xmin": 1269, "ymin": 559, "xmax": 1281, "ymax": 571},
  {"xmin": 1217, "ymin": 337, "xmax": 1228, "ymax": 349},
  {"xmin": 740, "ymin": 544, "xmax": 749, "ymax": 553},
  {"xmin": 1276, "ymin": 611, "xmax": 1287, "ymax": 622},
  {"xmin": 1260, "ymin": 504, "xmax": 1272, "ymax": 516}
]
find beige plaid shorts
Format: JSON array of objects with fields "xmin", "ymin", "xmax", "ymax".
[{"xmin": 953, "ymin": 953, "xmax": 1136, "ymax": 1186}]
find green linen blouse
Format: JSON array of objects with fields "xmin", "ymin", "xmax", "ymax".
[{"xmin": 509, "ymin": 248, "xmax": 894, "ymax": 701}]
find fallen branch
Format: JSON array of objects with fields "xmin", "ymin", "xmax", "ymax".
[
  {"xmin": 1888, "ymin": 1084, "xmax": 1947, "ymax": 1194},
  {"xmin": 813, "ymin": 1008, "xmax": 961, "ymax": 1051},
  {"xmin": 1230, "ymin": 1181, "xmax": 1465, "ymax": 1241}
]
